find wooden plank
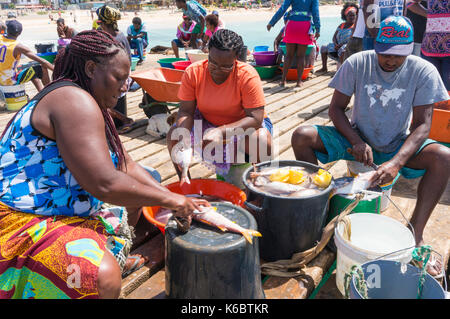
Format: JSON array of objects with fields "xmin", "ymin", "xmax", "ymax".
[
  {"xmin": 120, "ymin": 233, "xmax": 165, "ymax": 298},
  {"xmin": 263, "ymin": 248, "xmax": 336, "ymax": 299},
  {"xmin": 125, "ymin": 270, "xmax": 166, "ymax": 299}
]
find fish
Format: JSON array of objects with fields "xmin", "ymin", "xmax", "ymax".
[
  {"xmin": 260, "ymin": 181, "xmax": 307, "ymax": 195},
  {"xmin": 172, "ymin": 142, "xmax": 192, "ymax": 186},
  {"xmin": 193, "ymin": 206, "xmax": 262, "ymax": 244},
  {"xmin": 333, "ymin": 171, "xmax": 378, "ymax": 195},
  {"xmin": 154, "ymin": 207, "xmax": 173, "ymax": 225}
]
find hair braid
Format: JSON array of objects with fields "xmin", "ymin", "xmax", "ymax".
[
  {"xmin": 52, "ymin": 29, "xmax": 127, "ymax": 170},
  {"xmin": 208, "ymin": 29, "xmax": 244, "ymax": 56}
]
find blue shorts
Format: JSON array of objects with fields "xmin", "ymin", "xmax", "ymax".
[
  {"xmin": 313, "ymin": 125, "xmax": 437, "ymax": 179},
  {"xmin": 173, "ymin": 38, "xmax": 185, "ymax": 48}
]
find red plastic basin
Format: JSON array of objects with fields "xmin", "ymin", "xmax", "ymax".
[
  {"xmin": 172, "ymin": 60, "xmax": 192, "ymax": 70},
  {"xmin": 279, "ymin": 66, "xmax": 313, "ymax": 81},
  {"xmin": 142, "ymin": 179, "xmax": 247, "ymax": 234}
]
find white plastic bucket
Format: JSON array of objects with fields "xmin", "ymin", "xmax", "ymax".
[
  {"xmin": 334, "ymin": 213, "xmax": 415, "ymax": 296},
  {"xmin": 346, "ymin": 160, "xmax": 394, "ymax": 211},
  {"xmin": 0, "ymin": 84, "xmax": 27, "ymax": 111}
]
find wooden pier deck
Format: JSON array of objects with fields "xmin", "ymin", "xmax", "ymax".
[{"xmin": 1, "ymin": 54, "xmax": 448, "ymax": 300}]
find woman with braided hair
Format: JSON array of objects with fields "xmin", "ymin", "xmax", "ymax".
[
  {"xmin": 0, "ymin": 30, "xmax": 209, "ymax": 299},
  {"xmin": 167, "ymin": 29, "xmax": 273, "ymax": 184}
]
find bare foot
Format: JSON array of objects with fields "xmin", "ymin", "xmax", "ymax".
[
  {"xmin": 279, "ymin": 81, "xmax": 286, "ymax": 87},
  {"xmin": 295, "ymin": 81, "xmax": 304, "ymax": 88},
  {"xmin": 316, "ymin": 68, "xmax": 327, "ymax": 73}
]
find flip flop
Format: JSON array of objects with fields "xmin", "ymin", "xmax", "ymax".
[
  {"xmin": 117, "ymin": 119, "xmax": 147, "ymax": 134},
  {"xmin": 410, "ymin": 253, "xmax": 444, "ymax": 280},
  {"xmin": 122, "ymin": 254, "xmax": 149, "ymax": 278}
]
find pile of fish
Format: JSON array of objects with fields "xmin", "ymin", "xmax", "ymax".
[{"xmin": 247, "ymin": 166, "xmax": 333, "ymax": 197}]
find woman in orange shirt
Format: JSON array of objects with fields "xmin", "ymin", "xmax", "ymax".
[{"xmin": 167, "ymin": 29, "xmax": 273, "ymax": 181}]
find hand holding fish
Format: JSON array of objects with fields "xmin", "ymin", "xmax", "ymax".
[
  {"xmin": 171, "ymin": 193, "xmax": 211, "ymax": 220},
  {"xmin": 370, "ymin": 160, "xmax": 400, "ymax": 187},
  {"xmin": 347, "ymin": 144, "xmax": 374, "ymax": 167}
]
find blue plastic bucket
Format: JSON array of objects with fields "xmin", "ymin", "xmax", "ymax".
[
  {"xmin": 350, "ymin": 259, "xmax": 446, "ymax": 299},
  {"xmin": 254, "ymin": 45, "xmax": 269, "ymax": 52}
]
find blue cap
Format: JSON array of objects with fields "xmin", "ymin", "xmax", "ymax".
[
  {"xmin": 6, "ymin": 19, "xmax": 22, "ymax": 36},
  {"xmin": 374, "ymin": 16, "xmax": 414, "ymax": 56},
  {"xmin": 212, "ymin": 10, "xmax": 219, "ymax": 15}
]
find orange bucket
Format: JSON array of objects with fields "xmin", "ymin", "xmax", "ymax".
[
  {"xmin": 142, "ymin": 179, "xmax": 247, "ymax": 234},
  {"xmin": 130, "ymin": 67, "xmax": 184, "ymax": 102},
  {"xmin": 429, "ymin": 107, "xmax": 450, "ymax": 143},
  {"xmin": 279, "ymin": 66, "xmax": 313, "ymax": 81}
]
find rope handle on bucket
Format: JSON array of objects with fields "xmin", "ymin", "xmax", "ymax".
[
  {"xmin": 412, "ymin": 245, "xmax": 431, "ymax": 299},
  {"xmin": 344, "ymin": 264, "xmax": 368, "ymax": 299}
]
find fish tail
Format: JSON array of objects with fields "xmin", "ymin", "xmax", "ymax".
[{"xmin": 241, "ymin": 229, "xmax": 262, "ymax": 244}]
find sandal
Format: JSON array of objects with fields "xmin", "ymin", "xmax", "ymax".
[
  {"xmin": 117, "ymin": 119, "xmax": 147, "ymax": 134},
  {"xmin": 410, "ymin": 252, "xmax": 444, "ymax": 280},
  {"xmin": 122, "ymin": 254, "xmax": 149, "ymax": 278}
]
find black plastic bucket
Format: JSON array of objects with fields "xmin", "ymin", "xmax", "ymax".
[
  {"xmin": 35, "ymin": 43, "xmax": 55, "ymax": 53},
  {"xmin": 165, "ymin": 202, "xmax": 265, "ymax": 299},
  {"xmin": 242, "ymin": 160, "xmax": 334, "ymax": 262},
  {"xmin": 238, "ymin": 45, "xmax": 248, "ymax": 62}
]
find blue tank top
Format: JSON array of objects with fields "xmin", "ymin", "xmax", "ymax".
[{"xmin": 0, "ymin": 82, "xmax": 118, "ymax": 216}]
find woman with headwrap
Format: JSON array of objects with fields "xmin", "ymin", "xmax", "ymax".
[
  {"xmin": 318, "ymin": 3, "xmax": 358, "ymax": 73},
  {"xmin": 96, "ymin": 5, "xmax": 142, "ymax": 134}
]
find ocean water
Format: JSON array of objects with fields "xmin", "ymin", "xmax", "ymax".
[
  {"xmin": 148, "ymin": 15, "xmax": 342, "ymax": 51},
  {"xmin": 22, "ymin": 15, "xmax": 342, "ymax": 53}
]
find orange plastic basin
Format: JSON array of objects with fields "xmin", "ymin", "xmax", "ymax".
[
  {"xmin": 130, "ymin": 67, "xmax": 184, "ymax": 102},
  {"xmin": 279, "ymin": 66, "xmax": 313, "ymax": 81},
  {"xmin": 142, "ymin": 179, "xmax": 247, "ymax": 234},
  {"xmin": 429, "ymin": 107, "xmax": 450, "ymax": 143}
]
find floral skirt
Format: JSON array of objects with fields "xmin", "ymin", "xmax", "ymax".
[{"xmin": 0, "ymin": 203, "xmax": 132, "ymax": 299}]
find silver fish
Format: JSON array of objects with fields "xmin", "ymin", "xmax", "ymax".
[
  {"xmin": 261, "ymin": 181, "xmax": 307, "ymax": 195},
  {"xmin": 173, "ymin": 142, "xmax": 192, "ymax": 186}
]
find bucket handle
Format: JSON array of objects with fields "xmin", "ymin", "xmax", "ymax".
[{"xmin": 244, "ymin": 200, "xmax": 263, "ymax": 213}]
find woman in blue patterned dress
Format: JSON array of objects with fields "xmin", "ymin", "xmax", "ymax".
[{"xmin": 0, "ymin": 30, "xmax": 208, "ymax": 299}]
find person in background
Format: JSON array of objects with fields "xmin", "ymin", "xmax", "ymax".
[
  {"xmin": 0, "ymin": 20, "xmax": 54, "ymax": 92},
  {"xmin": 343, "ymin": 0, "xmax": 363, "ymax": 61},
  {"xmin": 211, "ymin": 10, "xmax": 225, "ymax": 28},
  {"xmin": 267, "ymin": 0, "xmax": 321, "ymax": 88},
  {"xmin": 202, "ymin": 13, "xmax": 223, "ymax": 52},
  {"xmin": 406, "ymin": 0, "xmax": 427, "ymax": 57},
  {"xmin": 171, "ymin": 15, "xmax": 196, "ymax": 59},
  {"xmin": 291, "ymin": 16, "xmax": 449, "ymax": 277},
  {"xmin": 175, "ymin": 0, "xmax": 207, "ymax": 49},
  {"xmin": 362, "ymin": 0, "xmax": 405, "ymax": 50},
  {"xmin": 96, "ymin": 5, "xmax": 142, "ymax": 135},
  {"xmin": 0, "ymin": 30, "xmax": 209, "ymax": 299},
  {"xmin": 56, "ymin": 18, "xmax": 77, "ymax": 39},
  {"xmin": 127, "ymin": 17, "xmax": 148, "ymax": 65},
  {"xmin": 407, "ymin": 0, "xmax": 449, "ymax": 91},
  {"xmin": 318, "ymin": 3, "xmax": 358, "ymax": 73}
]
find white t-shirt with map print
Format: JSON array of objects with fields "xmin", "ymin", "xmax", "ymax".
[{"xmin": 328, "ymin": 50, "xmax": 449, "ymax": 153}]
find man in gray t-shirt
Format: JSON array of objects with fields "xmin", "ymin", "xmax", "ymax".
[{"xmin": 291, "ymin": 16, "xmax": 449, "ymax": 275}]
